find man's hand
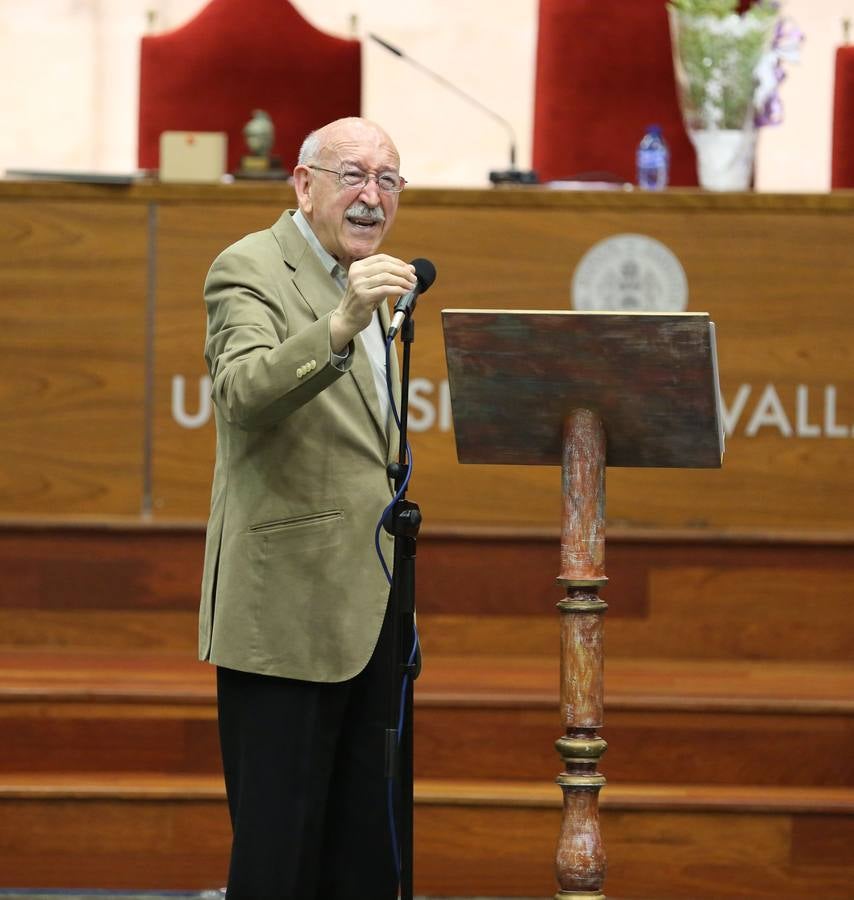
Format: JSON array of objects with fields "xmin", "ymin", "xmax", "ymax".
[{"xmin": 330, "ymin": 255, "xmax": 416, "ymax": 352}]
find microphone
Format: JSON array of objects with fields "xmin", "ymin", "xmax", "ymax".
[
  {"xmin": 387, "ymin": 258, "xmax": 437, "ymax": 340},
  {"xmin": 369, "ymin": 33, "xmax": 538, "ymax": 186}
]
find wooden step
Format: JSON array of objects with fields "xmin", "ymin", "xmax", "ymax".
[
  {"xmin": 0, "ymin": 650, "xmax": 220, "ymax": 775},
  {"xmin": 0, "ymin": 773, "xmax": 852, "ymax": 898},
  {"xmin": 1, "ymin": 523, "xmax": 853, "ymax": 663},
  {"xmin": 415, "ymin": 780, "xmax": 854, "ymax": 899},
  {"xmin": 2, "ymin": 651, "xmax": 852, "ymax": 787},
  {"xmin": 6, "ymin": 650, "xmax": 852, "ymax": 711},
  {"xmin": 0, "ymin": 772, "xmax": 228, "ymax": 891},
  {"xmin": 415, "ymin": 656, "xmax": 854, "ymax": 787}
]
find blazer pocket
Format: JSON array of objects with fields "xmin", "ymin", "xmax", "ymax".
[
  {"xmin": 249, "ymin": 509, "xmax": 342, "ymax": 535},
  {"xmin": 248, "ymin": 509, "xmax": 343, "ymax": 558}
]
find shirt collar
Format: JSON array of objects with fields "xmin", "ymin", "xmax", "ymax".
[{"xmin": 293, "ymin": 208, "xmax": 347, "ymax": 286}]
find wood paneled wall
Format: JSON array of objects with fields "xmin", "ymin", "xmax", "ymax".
[
  {"xmin": 2, "ymin": 181, "xmax": 854, "ymax": 535},
  {"xmin": 0, "ymin": 195, "xmax": 149, "ymax": 516}
]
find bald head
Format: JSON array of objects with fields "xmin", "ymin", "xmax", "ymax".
[{"xmin": 298, "ymin": 117, "xmax": 399, "ymax": 169}]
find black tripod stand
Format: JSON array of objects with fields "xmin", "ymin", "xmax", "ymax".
[{"xmin": 383, "ymin": 309, "xmax": 421, "ymax": 900}]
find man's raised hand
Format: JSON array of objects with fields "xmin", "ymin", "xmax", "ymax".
[{"xmin": 330, "ymin": 255, "xmax": 416, "ymax": 352}]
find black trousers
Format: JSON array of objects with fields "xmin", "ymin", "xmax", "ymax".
[{"xmin": 216, "ymin": 603, "xmax": 399, "ymax": 900}]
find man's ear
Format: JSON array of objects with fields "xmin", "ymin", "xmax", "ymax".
[{"xmin": 293, "ymin": 166, "xmax": 312, "ymax": 215}]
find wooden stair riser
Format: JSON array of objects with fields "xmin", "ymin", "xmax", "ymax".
[
  {"xmin": 415, "ymin": 705, "xmax": 854, "ymax": 787},
  {"xmin": 0, "ymin": 795, "xmax": 851, "ymax": 899},
  {"xmin": 1, "ymin": 528, "xmax": 853, "ymax": 662},
  {"xmin": 1, "ymin": 702, "xmax": 851, "ymax": 788},
  {"xmin": 0, "ymin": 704, "xmax": 221, "ymax": 774},
  {"xmin": 417, "ymin": 804, "xmax": 854, "ymax": 899}
]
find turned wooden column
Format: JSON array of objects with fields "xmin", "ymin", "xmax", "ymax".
[{"xmin": 554, "ymin": 408, "xmax": 608, "ymax": 900}]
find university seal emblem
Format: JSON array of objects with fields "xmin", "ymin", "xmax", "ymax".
[{"xmin": 571, "ymin": 234, "xmax": 688, "ymax": 312}]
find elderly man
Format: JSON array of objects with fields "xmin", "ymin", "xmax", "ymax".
[{"xmin": 199, "ymin": 117, "xmax": 417, "ymax": 899}]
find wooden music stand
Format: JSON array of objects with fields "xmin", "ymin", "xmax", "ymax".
[{"xmin": 441, "ymin": 309, "xmax": 723, "ymax": 899}]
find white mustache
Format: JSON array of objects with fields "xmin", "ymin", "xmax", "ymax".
[{"xmin": 345, "ymin": 202, "xmax": 385, "ymax": 223}]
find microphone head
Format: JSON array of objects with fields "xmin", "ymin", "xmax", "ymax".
[{"xmin": 411, "ymin": 257, "xmax": 437, "ymax": 293}]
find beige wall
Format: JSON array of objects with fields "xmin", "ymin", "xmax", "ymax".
[{"xmin": 0, "ymin": 0, "xmax": 847, "ymax": 189}]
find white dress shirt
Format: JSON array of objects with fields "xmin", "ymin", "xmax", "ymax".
[{"xmin": 293, "ymin": 209, "xmax": 390, "ymax": 429}]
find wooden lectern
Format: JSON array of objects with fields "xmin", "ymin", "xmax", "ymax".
[{"xmin": 441, "ymin": 309, "xmax": 723, "ymax": 899}]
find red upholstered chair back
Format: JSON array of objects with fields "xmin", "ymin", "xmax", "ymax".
[
  {"xmin": 832, "ymin": 46, "xmax": 854, "ymax": 188},
  {"xmin": 138, "ymin": 0, "xmax": 361, "ymax": 173},
  {"xmin": 532, "ymin": 0, "xmax": 698, "ymax": 186}
]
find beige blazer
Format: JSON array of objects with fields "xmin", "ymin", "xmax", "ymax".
[{"xmin": 199, "ymin": 211, "xmax": 400, "ymax": 681}]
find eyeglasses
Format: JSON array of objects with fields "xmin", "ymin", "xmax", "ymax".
[{"xmin": 307, "ymin": 165, "xmax": 407, "ymax": 193}]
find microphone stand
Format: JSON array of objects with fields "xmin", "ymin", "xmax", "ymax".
[
  {"xmin": 369, "ymin": 33, "xmax": 538, "ymax": 186},
  {"xmin": 383, "ymin": 309, "xmax": 421, "ymax": 900}
]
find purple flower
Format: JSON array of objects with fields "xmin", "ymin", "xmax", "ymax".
[{"xmin": 753, "ymin": 16, "xmax": 803, "ymax": 127}]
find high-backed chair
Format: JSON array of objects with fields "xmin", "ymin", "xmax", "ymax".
[
  {"xmin": 831, "ymin": 45, "xmax": 854, "ymax": 188},
  {"xmin": 138, "ymin": 0, "xmax": 361, "ymax": 174},
  {"xmin": 532, "ymin": 0, "xmax": 698, "ymax": 186}
]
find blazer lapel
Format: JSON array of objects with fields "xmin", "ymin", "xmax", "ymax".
[
  {"xmin": 273, "ymin": 211, "xmax": 389, "ymax": 446},
  {"xmin": 276, "ymin": 212, "xmax": 340, "ymax": 321},
  {"xmin": 349, "ymin": 331, "xmax": 388, "ymax": 446}
]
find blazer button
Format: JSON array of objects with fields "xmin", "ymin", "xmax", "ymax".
[
  {"xmin": 296, "ymin": 366, "xmax": 304, "ymax": 378},
  {"xmin": 310, "ymin": 359, "xmax": 317, "ymax": 370}
]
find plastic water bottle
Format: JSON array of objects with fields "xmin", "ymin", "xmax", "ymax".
[{"xmin": 636, "ymin": 125, "xmax": 669, "ymax": 191}]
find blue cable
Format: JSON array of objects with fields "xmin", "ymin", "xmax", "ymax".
[
  {"xmin": 373, "ymin": 335, "xmax": 414, "ymax": 585},
  {"xmin": 374, "ymin": 448, "xmax": 411, "ymax": 586}
]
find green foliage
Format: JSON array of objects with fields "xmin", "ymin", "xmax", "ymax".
[
  {"xmin": 668, "ymin": 0, "xmax": 777, "ymax": 18},
  {"xmin": 669, "ymin": 0, "xmax": 739, "ymax": 16},
  {"xmin": 668, "ymin": 2, "xmax": 777, "ymax": 130}
]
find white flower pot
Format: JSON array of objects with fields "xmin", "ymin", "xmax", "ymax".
[{"xmin": 690, "ymin": 128, "xmax": 757, "ymax": 191}]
